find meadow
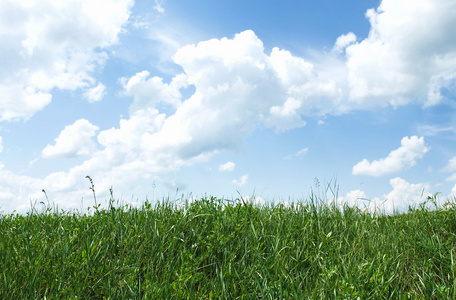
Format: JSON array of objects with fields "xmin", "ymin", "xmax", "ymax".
[{"xmin": 1, "ymin": 190, "xmax": 456, "ymax": 299}]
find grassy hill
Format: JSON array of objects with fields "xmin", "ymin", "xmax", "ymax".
[{"xmin": 1, "ymin": 194, "xmax": 456, "ymax": 299}]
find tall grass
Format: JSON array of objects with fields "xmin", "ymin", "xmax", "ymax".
[{"xmin": 1, "ymin": 193, "xmax": 456, "ymax": 299}]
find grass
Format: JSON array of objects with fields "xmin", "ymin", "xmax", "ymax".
[{"xmin": 1, "ymin": 192, "xmax": 456, "ymax": 299}]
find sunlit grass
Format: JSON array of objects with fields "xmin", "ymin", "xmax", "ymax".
[{"xmin": 1, "ymin": 192, "xmax": 456, "ymax": 298}]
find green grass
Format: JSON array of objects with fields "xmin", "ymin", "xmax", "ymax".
[{"xmin": 1, "ymin": 193, "xmax": 456, "ymax": 299}]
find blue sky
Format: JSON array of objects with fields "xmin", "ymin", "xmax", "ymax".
[{"xmin": 1, "ymin": 0, "xmax": 456, "ymax": 213}]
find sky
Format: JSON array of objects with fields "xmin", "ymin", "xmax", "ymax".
[{"xmin": 1, "ymin": 0, "xmax": 456, "ymax": 214}]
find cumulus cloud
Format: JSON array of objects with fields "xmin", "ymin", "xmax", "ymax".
[
  {"xmin": 0, "ymin": 160, "xmax": 107, "ymax": 213},
  {"xmin": 376, "ymin": 178, "xmax": 431, "ymax": 213},
  {"xmin": 120, "ymin": 70, "xmax": 187, "ymax": 113},
  {"xmin": 352, "ymin": 136, "xmax": 429, "ymax": 176},
  {"xmin": 345, "ymin": 0, "xmax": 456, "ymax": 107},
  {"xmin": 232, "ymin": 174, "xmax": 248, "ymax": 187},
  {"xmin": 332, "ymin": 32, "xmax": 357, "ymax": 53},
  {"xmin": 84, "ymin": 83, "xmax": 106, "ymax": 102},
  {"xmin": 0, "ymin": 163, "xmax": 44, "ymax": 213},
  {"xmin": 219, "ymin": 161, "xmax": 235, "ymax": 172},
  {"xmin": 116, "ymin": 29, "xmax": 342, "ymax": 169},
  {"xmin": 0, "ymin": 0, "xmax": 133, "ymax": 121},
  {"xmin": 42, "ymin": 119, "xmax": 100, "ymax": 158},
  {"xmin": 338, "ymin": 177, "xmax": 431, "ymax": 214},
  {"xmin": 0, "ymin": 85, "xmax": 52, "ymax": 122},
  {"xmin": 17, "ymin": 30, "xmax": 338, "ymax": 208}
]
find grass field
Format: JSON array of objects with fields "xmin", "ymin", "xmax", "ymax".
[{"xmin": 1, "ymin": 192, "xmax": 456, "ymax": 299}]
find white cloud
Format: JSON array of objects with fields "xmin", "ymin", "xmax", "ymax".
[
  {"xmin": 417, "ymin": 125, "xmax": 456, "ymax": 137},
  {"xmin": 452, "ymin": 184, "xmax": 456, "ymax": 196},
  {"xmin": 42, "ymin": 119, "xmax": 100, "ymax": 158},
  {"xmin": 241, "ymin": 196, "xmax": 266, "ymax": 207},
  {"xmin": 0, "ymin": 136, "xmax": 3, "ymax": 153},
  {"xmin": 442, "ymin": 157, "xmax": 456, "ymax": 173},
  {"xmin": 332, "ymin": 32, "xmax": 357, "ymax": 53},
  {"xmin": 84, "ymin": 83, "xmax": 106, "ymax": 102},
  {"xmin": 0, "ymin": 0, "xmax": 454, "ymax": 122},
  {"xmin": 335, "ymin": 189, "xmax": 372, "ymax": 209},
  {"xmin": 0, "ymin": 159, "xmax": 113, "ymax": 213},
  {"xmin": 352, "ymin": 136, "xmax": 430, "ymax": 176},
  {"xmin": 338, "ymin": 177, "xmax": 431, "ymax": 214},
  {"xmin": 285, "ymin": 147, "xmax": 309, "ymax": 160},
  {"xmin": 232, "ymin": 174, "xmax": 248, "ymax": 187},
  {"xmin": 219, "ymin": 161, "xmax": 235, "ymax": 172},
  {"xmin": 269, "ymin": 47, "xmax": 315, "ymax": 87},
  {"xmin": 120, "ymin": 70, "xmax": 186, "ymax": 113},
  {"xmin": 445, "ymin": 157, "xmax": 456, "ymax": 182},
  {"xmin": 130, "ymin": 15, "xmax": 150, "ymax": 30},
  {"xmin": 0, "ymin": 0, "xmax": 133, "ymax": 122},
  {"xmin": 173, "ymin": 30, "xmax": 347, "ymax": 132},
  {"xmin": 345, "ymin": 0, "xmax": 456, "ymax": 107},
  {"xmin": 296, "ymin": 147, "xmax": 309, "ymax": 157},
  {"xmin": 70, "ymin": 30, "xmax": 339, "ymax": 193},
  {"xmin": 153, "ymin": 0, "xmax": 165, "ymax": 13},
  {"xmin": 447, "ymin": 173, "xmax": 456, "ymax": 182},
  {"xmin": 376, "ymin": 178, "xmax": 431, "ymax": 213},
  {"xmin": 0, "ymin": 163, "xmax": 44, "ymax": 213},
  {"xmin": 0, "ymin": 85, "xmax": 52, "ymax": 122}
]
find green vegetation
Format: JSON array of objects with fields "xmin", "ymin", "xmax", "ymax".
[{"xmin": 1, "ymin": 193, "xmax": 456, "ymax": 299}]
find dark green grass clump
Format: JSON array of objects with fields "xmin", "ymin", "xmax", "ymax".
[{"xmin": 1, "ymin": 196, "xmax": 456, "ymax": 299}]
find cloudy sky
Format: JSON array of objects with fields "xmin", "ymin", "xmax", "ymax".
[{"xmin": 1, "ymin": 0, "xmax": 456, "ymax": 213}]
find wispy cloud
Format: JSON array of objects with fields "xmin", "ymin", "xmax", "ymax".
[
  {"xmin": 296, "ymin": 148, "xmax": 309, "ymax": 157},
  {"xmin": 154, "ymin": 0, "xmax": 165, "ymax": 13},
  {"xmin": 285, "ymin": 147, "xmax": 309, "ymax": 160},
  {"xmin": 443, "ymin": 157, "xmax": 456, "ymax": 182},
  {"xmin": 442, "ymin": 157, "xmax": 456, "ymax": 173},
  {"xmin": 417, "ymin": 125, "xmax": 456, "ymax": 138}
]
